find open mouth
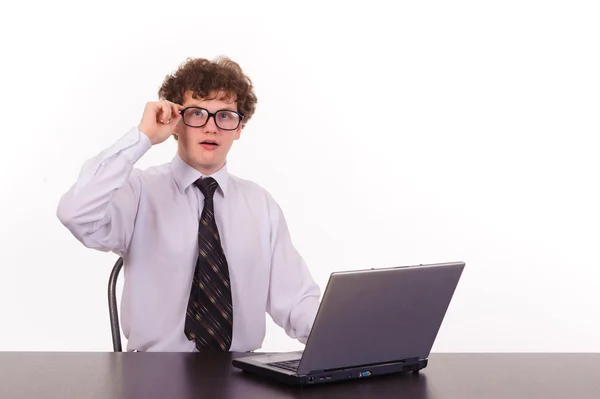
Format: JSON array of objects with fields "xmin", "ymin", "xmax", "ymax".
[{"xmin": 200, "ymin": 140, "xmax": 218, "ymax": 146}]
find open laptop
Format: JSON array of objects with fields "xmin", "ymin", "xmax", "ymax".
[{"xmin": 232, "ymin": 261, "xmax": 465, "ymax": 385}]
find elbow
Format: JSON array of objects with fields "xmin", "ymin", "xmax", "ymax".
[
  {"xmin": 56, "ymin": 194, "xmax": 85, "ymax": 231},
  {"xmin": 56, "ymin": 197, "xmax": 74, "ymax": 227},
  {"xmin": 56, "ymin": 197, "xmax": 109, "ymax": 252}
]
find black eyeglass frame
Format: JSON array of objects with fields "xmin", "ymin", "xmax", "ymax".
[{"xmin": 179, "ymin": 107, "xmax": 244, "ymax": 131}]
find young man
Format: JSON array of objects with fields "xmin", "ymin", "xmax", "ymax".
[{"xmin": 57, "ymin": 56, "xmax": 321, "ymax": 352}]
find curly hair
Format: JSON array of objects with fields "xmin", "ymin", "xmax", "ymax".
[{"xmin": 158, "ymin": 56, "xmax": 257, "ymax": 126}]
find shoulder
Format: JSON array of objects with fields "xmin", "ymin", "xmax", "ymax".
[
  {"xmin": 228, "ymin": 174, "xmax": 282, "ymax": 211},
  {"xmin": 229, "ymin": 174, "xmax": 272, "ymax": 198}
]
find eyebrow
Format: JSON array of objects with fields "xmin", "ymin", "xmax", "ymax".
[{"xmin": 185, "ymin": 105, "xmax": 238, "ymax": 113}]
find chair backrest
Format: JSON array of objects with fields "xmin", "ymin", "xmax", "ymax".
[{"xmin": 108, "ymin": 257, "xmax": 124, "ymax": 352}]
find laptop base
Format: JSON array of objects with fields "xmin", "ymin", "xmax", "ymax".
[{"xmin": 233, "ymin": 357, "xmax": 428, "ymax": 386}]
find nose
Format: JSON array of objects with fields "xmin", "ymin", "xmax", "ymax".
[{"xmin": 204, "ymin": 114, "xmax": 218, "ymax": 133}]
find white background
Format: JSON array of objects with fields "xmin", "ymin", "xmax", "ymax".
[{"xmin": 0, "ymin": 0, "xmax": 598, "ymax": 352}]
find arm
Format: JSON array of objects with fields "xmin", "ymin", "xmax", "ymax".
[
  {"xmin": 266, "ymin": 198, "xmax": 321, "ymax": 344},
  {"xmin": 56, "ymin": 128, "xmax": 151, "ymax": 255},
  {"xmin": 57, "ymin": 100, "xmax": 183, "ymax": 255}
]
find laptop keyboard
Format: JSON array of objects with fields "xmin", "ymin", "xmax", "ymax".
[{"xmin": 268, "ymin": 359, "xmax": 300, "ymax": 372}]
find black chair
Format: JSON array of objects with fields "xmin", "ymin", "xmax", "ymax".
[{"xmin": 108, "ymin": 257, "xmax": 124, "ymax": 352}]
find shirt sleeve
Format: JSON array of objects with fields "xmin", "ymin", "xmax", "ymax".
[
  {"xmin": 56, "ymin": 127, "xmax": 152, "ymax": 256},
  {"xmin": 265, "ymin": 196, "xmax": 322, "ymax": 344}
]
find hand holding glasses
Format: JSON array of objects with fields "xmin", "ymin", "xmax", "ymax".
[{"xmin": 138, "ymin": 101, "xmax": 245, "ymax": 146}]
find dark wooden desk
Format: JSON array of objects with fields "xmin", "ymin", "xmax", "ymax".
[{"xmin": 0, "ymin": 352, "xmax": 598, "ymax": 398}]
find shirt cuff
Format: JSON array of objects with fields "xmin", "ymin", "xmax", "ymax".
[{"xmin": 114, "ymin": 127, "xmax": 152, "ymax": 164}]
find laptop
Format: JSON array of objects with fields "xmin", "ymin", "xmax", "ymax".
[{"xmin": 232, "ymin": 261, "xmax": 465, "ymax": 385}]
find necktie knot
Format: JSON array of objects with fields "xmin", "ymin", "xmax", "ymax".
[{"xmin": 194, "ymin": 177, "xmax": 219, "ymax": 199}]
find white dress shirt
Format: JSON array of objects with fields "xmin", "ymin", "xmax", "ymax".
[{"xmin": 57, "ymin": 127, "xmax": 321, "ymax": 352}]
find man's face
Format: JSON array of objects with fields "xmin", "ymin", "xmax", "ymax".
[{"xmin": 175, "ymin": 90, "xmax": 242, "ymax": 175}]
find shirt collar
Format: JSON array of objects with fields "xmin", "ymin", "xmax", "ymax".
[{"xmin": 171, "ymin": 154, "xmax": 229, "ymax": 197}]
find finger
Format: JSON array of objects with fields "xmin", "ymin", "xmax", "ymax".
[
  {"xmin": 169, "ymin": 102, "xmax": 180, "ymax": 119},
  {"xmin": 150, "ymin": 102, "xmax": 163, "ymax": 122},
  {"xmin": 172, "ymin": 109, "xmax": 183, "ymax": 124},
  {"xmin": 160, "ymin": 101, "xmax": 171, "ymax": 124},
  {"xmin": 156, "ymin": 102, "xmax": 165, "ymax": 123}
]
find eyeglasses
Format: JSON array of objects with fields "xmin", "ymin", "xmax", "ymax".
[{"xmin": 179, "ymin": 107, "xmax": 244, "ymax": 131}]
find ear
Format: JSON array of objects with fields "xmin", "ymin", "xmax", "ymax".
[
  {"xmin": 233, "ymin": 125, "xmax": 242, "ymax": 140},
  {"xmin": 172, "ymin": 120, "xmax": 182, "ymax": 140}
]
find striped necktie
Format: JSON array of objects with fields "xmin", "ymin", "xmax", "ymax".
[{"xmin": 184, "ymin": 177, "xmax": 233, "ymax": 351}]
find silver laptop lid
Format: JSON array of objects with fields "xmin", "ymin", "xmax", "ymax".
[{"xmin": 297, "ymin": 261, "xmax": 465, "ymax": 375}]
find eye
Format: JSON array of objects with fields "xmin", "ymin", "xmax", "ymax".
[
  {"xmin": 184, "ymin": 108, "xmax": 207, "ymax": 117},
  {"xmin": 218, "ymin": 111, "xmax": 239, "ymax": 120}
]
